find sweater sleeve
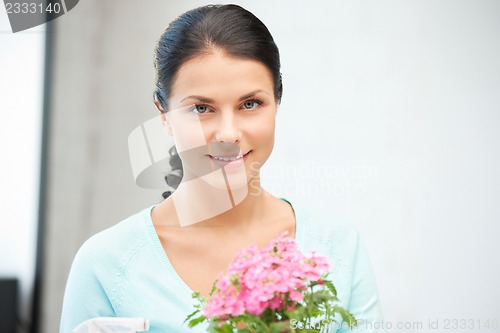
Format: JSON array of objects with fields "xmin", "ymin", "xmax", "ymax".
[
  {"xmin": 59, "ymin": 238, "xmax": 116, "ymax": 333},
  {"xmin": 337, "ymin": 230, "xmax": 385, "ymax": 333}
]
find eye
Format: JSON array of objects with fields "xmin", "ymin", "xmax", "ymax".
[
  {"xmin": 190, "ymin": 104, "xmax": 212, "ymax": 114},
  {"xmin": 241, "ymin": 99, "xmax": 262, "ymax": 110}
]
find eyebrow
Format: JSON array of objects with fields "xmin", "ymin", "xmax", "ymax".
[{"xmin": 180, "ymin": 89, "xmax": 269, "ymax": 103}]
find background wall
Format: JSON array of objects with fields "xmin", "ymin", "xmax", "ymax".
[
  {"xmin": 0, "ymin": 9, "xmax": 44, "ymax": 332},
  {"xmin": 39, "ymin": 0, "xmax": 499, "ymax": 332}
]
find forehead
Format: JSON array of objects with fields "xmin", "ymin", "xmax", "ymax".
[{"xmin": 169, "ymin": 52, "xmax": 274, "ymax": 103}]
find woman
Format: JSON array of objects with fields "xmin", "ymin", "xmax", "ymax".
[{"xmin": 60, "ymin": 4, "xmax": 384, "ymax": 332}]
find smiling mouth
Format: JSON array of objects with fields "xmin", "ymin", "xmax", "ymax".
[{"xmin": 209, "ymin": 151, "xmax": 251, "ymax": 162}]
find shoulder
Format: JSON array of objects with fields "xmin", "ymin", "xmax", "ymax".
[
  {"xmin": 294, "ymin": 201, "xmax": 361, "ymax": 250},
  {"xmin": 292, "ymin": 201, "xmax": 366, "ymax": 278},
  {"xmin": 61, "ymin": 206, "xmax": 157, "ymax": 329},
  {"xmin": 71, "ymin": 206, "xmax": 154, "ymax": 271},
  {"xmin": 292, "ymin": 201, "xmax": 385, "ymax": 323}
]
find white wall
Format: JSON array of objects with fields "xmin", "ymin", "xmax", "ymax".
[
  {"xmin": 0, "ymin": 8, "xmax": 44, "ymax": 330},
  {"xmin": 258, "ymin": 0, "xmax": 500, "ymax": 329},
  {"xmin": 39, "ymin": 0, "xmax": 500, "ymax": 332}
]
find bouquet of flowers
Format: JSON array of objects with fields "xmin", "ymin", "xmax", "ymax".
[{"xmin": 185, "ymin": 232, "xmax": 357, "ymax": 332}]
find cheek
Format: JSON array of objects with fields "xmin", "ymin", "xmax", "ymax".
[
  {"xmin": 170, "ymin": 115, "xmax": 207, "ymax": 153},
  {"xmin": 249, "ymin": 115, "xmax": 275, "ymax": 150}
]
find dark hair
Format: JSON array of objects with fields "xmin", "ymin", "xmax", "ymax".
[{"xmin": 154, "ymin": 4, "xmax": 283, "ymax": 199}]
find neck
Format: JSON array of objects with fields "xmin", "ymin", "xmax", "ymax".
[{"xmin": 170, "ymin": 173, "xmax": 269, "ymax": 228}]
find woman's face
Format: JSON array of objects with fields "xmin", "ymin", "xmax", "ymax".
[{"xmin": 163, "ymin": 51, "xmax": 278, "ymax": 190}]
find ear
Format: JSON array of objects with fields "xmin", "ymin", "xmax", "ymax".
[{"xmin": 154, "ymin": 98, "xmax": 173, "ymax": 136}]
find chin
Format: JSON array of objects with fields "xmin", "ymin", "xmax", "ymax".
[{"xmin": 200, "ymin": 168, "xmax": 249, "ymax": 192}]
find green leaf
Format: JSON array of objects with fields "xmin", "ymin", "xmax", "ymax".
[
  {"xmin": 187, "ymin": 314, "xmax": 207, "ymax": 328},
  {"xmin": 323, "ymin": 280, "xmax": 337, "ymax": 297},
  {"xmin": 207, "ymin": 320, "xmax": 234, "ymax": 333},
  {"xmin": 269, "ymin": 321, "xmax": 290, "ymax": 333},
  {"xmin": 183, "ymin": 309, "xmax": 200, "ymax": 324},
  {"xmin": 333, "ymin": 306, "xmax": 358, "ymax": 328},
  {"xmin": 209, "ymin": 279, "xmax": 218, "ymax": 297}
]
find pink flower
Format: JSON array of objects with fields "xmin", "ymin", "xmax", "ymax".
[{"xmin": 202, "ymin": 231, "xmax": 333, "ymax": 319}]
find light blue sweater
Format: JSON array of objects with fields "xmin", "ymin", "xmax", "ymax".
[{"xmin": 60, "ymin": 199, "xmax": 384, "ymax": 332}]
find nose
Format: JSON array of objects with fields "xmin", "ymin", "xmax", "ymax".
[{"xmin": 214, "ymin": 110, "xmax": 241, "ymax": 143}]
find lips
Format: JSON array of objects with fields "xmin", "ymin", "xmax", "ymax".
[
  {"xmin": 208, "ymin": 151, "xmax": 251, "ymax": 168},
  {"xmin": 209, "ymin": 151, "xmax": 249, "ymax": 161},
  {"xmin": 209, "ymin": 151, "xmax": 250, "ymax": 160}
]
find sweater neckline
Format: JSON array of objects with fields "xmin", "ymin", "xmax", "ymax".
[{"xmin": 143, "ymin": 197, "xmax": 305, "ymax": 297}]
